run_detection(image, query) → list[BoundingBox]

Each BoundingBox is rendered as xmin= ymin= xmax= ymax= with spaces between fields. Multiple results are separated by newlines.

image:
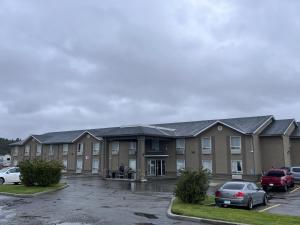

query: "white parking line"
xmin=259 ymin=204 xmax=281 ymax=212
xmin=289 ymin=186 xmax=300 ymax=194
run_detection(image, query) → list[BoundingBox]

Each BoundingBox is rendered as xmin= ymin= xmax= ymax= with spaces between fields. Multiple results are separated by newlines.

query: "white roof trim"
xmin=193 ymin=120 xmax=246 ymax=137
xmin=253 ymin=115 xmax=274 ymax=134
xmin=72 ymin=131 xmax=103 ymax=143
xmin=284 ymin=119 xmax=296 ymax=135
xmin=119 ymin=124 xmax=176 ymax=131
xmin=22 ymin=135 xmax=42 ymax=144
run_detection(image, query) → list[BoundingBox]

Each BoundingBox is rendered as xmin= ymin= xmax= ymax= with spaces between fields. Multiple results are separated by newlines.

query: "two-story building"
xmin=10 ymin=115 xmax=300 ymax=181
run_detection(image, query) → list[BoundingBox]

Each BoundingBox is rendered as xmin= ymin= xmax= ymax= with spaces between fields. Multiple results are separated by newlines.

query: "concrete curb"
xmin=167 ymin=197 xmax=249 ymax=225
xmin=0 ymin=183 xmax=69 ymax=198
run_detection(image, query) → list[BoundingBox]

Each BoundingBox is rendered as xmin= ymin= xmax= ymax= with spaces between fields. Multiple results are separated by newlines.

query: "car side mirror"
xmin=6 ymin=171 xmax=9 ymax=174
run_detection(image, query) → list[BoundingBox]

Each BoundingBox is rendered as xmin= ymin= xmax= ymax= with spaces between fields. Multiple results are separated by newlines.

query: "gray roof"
xmin=154 ymin=115 xmax=273 ymax=136
xmin=260 ymin=119 xmax=294 ymax=136
xmin=10 ymin=115 xmax=273 ymax=145
xmin=291 ymin=122 xmax=300 ymax=138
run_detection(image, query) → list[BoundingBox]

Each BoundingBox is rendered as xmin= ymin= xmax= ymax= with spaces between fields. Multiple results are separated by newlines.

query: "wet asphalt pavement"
xmin=0 ymin=177 xmax=208 ymax=225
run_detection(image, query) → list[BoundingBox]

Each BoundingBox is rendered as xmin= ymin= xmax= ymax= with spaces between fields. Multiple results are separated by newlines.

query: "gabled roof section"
xmin=72 ymin=131 xmax=103 ymax=142
xmin=260 ymin=119 xmax=295 ymax=136
xmin=154 ymin=115 xmax=273 ymax=137
xmin=290 ymin=122 xmax=300 ymax=138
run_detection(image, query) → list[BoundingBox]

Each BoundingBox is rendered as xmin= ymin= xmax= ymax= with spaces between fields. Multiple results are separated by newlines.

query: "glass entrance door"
xmin=147 ymin=159 xmax=165 ymax=176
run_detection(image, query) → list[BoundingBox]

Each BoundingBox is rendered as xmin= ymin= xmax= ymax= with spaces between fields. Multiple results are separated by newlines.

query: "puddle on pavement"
xmin=134 ymin=212 xmax=158 ymax=219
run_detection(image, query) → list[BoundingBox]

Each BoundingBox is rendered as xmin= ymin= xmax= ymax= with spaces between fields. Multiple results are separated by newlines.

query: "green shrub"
xmin=174 ymin=168 xmax=209 ymax=204
xmin=19 ymin=160 xmax=63 ymax=187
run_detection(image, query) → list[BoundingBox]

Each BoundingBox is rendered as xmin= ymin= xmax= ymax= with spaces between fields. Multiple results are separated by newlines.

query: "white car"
xmin=0 ymin=167 xmax=21 ymax=184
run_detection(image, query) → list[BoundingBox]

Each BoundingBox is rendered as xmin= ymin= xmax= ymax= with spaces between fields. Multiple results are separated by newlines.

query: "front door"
xmin=147 ymin=159 xmax=165 ymax=176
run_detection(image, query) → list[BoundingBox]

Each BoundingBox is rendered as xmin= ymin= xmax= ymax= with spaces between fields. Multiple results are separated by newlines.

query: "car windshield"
xmin=266 ymin=171 xmax=284 ymax=177
xmin=0 ymin=168 xmax=9 ymax=173
xmin=222 ymin=183 xmax=245 ymax=190
xmin=292 ymin=168 xmax=300 ymax=173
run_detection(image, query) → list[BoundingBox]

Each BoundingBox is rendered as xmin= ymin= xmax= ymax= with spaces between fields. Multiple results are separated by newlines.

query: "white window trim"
xmin=76 ymin=159 xmax=83 ymax=173
xmin=13 ymin=146 xmax=19 ymax=156
xmin=25 ymin=145 xmax=30 ymax=156
xmin=129 ymin=159 xmax=137 ymax=171
xmin=36 ymin=144 xmax=42 ymax=156
xmin=128 ymin=141 xmax=136 ymax=155
xmin=231 ymin=160 xmax=243 ymax=174
xmin=77 ymin=143 xmax=84 ymax=155
xmin=93 ymin=142 xmax=100 ymax=155
xmin=63 ymin=144 xmax=69 ymax=155
xmin=111 ymin=141 xmax=119 ymax=155
xmin=49 ymin=145 xmax=54 ymax=156
xmin=176 ymin=159 xmax=185 ymax=176
xmin=230 ymin=136 xmax=242 ymax=154
xmin=92 ymin=159 xmax=99 ymax=173
xmin=176 ymin=139 xmax=185 ymax=154
xmin=202 ymin=159 xmax=213 ymax=173
xmin=201 ymin=137 xmax=212 ymax=154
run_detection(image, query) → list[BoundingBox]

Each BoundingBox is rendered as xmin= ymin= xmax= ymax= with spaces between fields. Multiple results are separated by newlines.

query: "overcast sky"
xmin=1 ymin=0 xmax=300 ymax=139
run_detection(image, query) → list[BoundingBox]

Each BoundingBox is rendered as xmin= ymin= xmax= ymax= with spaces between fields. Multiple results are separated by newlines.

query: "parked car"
xmin=215 ymin=181 xmax=267 ymax=209
xmin=261 ymin=169 xmax=294 ymax=192
xmin=0 ymin=167 xmax=21 ymax=185
xmin=291 ymin=167 xmax=300 ymax=181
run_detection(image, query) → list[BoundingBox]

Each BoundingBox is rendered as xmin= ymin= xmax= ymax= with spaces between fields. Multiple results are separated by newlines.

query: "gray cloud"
xmin=0 ymin=0 xmax=300 ymax=138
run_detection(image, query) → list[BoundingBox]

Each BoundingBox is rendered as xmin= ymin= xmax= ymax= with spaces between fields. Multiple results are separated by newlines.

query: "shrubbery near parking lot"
xmin=174 ymin=168 xmax=209 ymax=204
xmin=19 ymin=160 xmax=63 ymax=187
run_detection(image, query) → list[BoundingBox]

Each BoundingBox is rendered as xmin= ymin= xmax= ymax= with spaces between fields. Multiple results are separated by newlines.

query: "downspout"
xmin=251 ymin=135 xmax=256 ymax=176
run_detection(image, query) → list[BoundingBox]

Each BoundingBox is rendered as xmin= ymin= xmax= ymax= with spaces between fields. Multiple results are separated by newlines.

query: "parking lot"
xmin=0 ymin=177 xmax=206 ymax=225
xmin=258 ymin=186 xmax=300 ymax=216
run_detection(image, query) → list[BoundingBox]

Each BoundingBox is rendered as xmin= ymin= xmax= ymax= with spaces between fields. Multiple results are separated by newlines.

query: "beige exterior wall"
xmin=290 ymin=139 xmax=300 ymax=166
xmin=260 ymin=137 xmax=285 ymax=171
xmin=185 ymin=138 xmax=200 ymax=171
xmin=198 ymin=124 xmax=251 ymax=175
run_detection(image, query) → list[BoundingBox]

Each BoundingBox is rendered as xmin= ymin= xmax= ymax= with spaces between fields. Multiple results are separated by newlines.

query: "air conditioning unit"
xmin=232 ymin=174 xmax=243 ymax=180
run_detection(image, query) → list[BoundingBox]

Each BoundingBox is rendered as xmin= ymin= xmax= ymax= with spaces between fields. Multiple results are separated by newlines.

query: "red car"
xmin=261 ymin=169 xmax=294 ymax=192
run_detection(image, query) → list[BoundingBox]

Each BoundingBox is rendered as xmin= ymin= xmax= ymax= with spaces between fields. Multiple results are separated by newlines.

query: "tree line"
xmin=0 ymin=138 xmax=21 ymax=155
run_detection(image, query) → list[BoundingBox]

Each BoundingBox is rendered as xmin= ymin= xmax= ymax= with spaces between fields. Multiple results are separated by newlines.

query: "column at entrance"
xmin=137 ymin=136 xmax=146 ymax=181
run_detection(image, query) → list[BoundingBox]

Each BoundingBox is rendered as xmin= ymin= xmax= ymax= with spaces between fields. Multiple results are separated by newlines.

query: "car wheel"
xmin=262 ymin=186 xmax=268 ymax=192
xmin=283 ymin=184 xmax=288 ymax=192
xmin=247 ymin=199 xmax=253 ymax=210
xmin=0 ymin=178 xmax=5 ymax=185
xmin=13 ymin=182 xmax=20 ymax=185
xmin=263 ymin=195 xmax=268 ymax=206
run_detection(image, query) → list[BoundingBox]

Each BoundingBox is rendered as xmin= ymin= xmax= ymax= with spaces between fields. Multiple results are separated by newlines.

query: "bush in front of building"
xmin=19 ymin=160 xmax=63 ymax=187
xmin=174 ymin=168 xmax=209 ymax=204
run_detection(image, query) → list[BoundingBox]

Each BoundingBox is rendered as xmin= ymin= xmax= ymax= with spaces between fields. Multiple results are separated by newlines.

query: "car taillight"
xmin=215 ymin=191 xmax=221 ymax=198
xmin=234 ymin=192 xmax=245 ymax=198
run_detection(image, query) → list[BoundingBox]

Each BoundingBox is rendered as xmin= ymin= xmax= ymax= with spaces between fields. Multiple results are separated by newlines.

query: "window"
xmin=76 ymin=159 xmax=83 ymax=173
xmin=25 ymin=145 xmax=30 ymax=156
xmin=230 ymin=136 xmax=241 ymax=154
xmin=129 ymin=159 xmax=136 ymax=171
xmin=151 ymin=139 xmax=159 ymax=152
xmin=77 ymin=143 xmax=84 ymax=155
xmin=62 ymin=159 xmax=67 ymax=172
xmin=202 ymin=160 xmax=212 ymax=173
xmin=13 ymin=146 xmax=19 ymax=156
xmin=13 ymin=160 xmax=18 ymax=166
xmin=128 ymin=141 xmax=136 ymax=155
xmin=176 ymin=159 xmax=185 ymax=175
xmin=231 ymin=160 xmax=243 ymax=174
xmin=49 ymin=145 xmax=54 ymax=156
xmin=92 ymin=142 xmax=100 ymax=155
xmin=176 ymin=139 xmax=185 ymax=154
xmin=63 ymin=144 xmax=69 ymax=155
xmin=202 ymin=137 xmax=212 ymax=154
xmin=111 ymin=141 xmax=119 ymax=155
xmin=223 ymin=183 xmax=244 ymax=190
xmin=36 ymin=144 xmax=42 ymax=156
xmin=92 ymin=159 xmax=99 ymax=173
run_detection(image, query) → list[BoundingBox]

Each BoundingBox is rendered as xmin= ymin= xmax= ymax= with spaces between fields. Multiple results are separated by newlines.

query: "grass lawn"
xmin=172 ymin=197 xmax=300 ymax=225
xmin=0 ymin=183 xmax=66 ymax=195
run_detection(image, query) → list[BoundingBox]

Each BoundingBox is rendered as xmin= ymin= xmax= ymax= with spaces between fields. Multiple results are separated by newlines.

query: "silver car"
xmin=291 ymin=167 xmax=300 ymax=181
xmin=215 ymin=181 xmax=267 ymax=209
